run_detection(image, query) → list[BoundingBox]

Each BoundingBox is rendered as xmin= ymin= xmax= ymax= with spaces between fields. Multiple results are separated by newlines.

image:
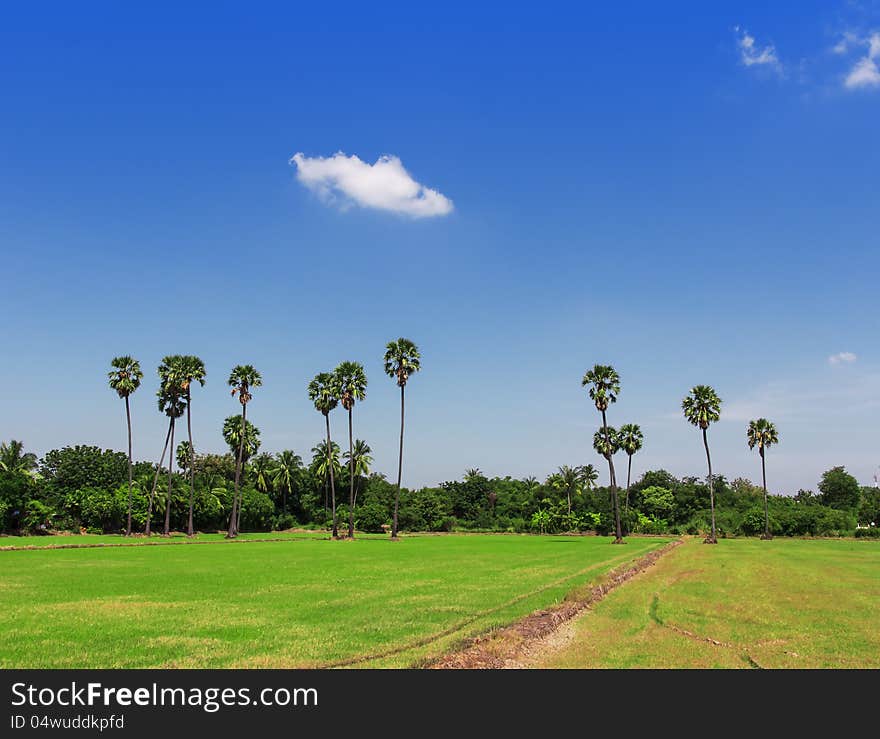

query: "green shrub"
xmin=855 ymin=527 xmax=880 ymax=538
xmin=354 ymin=502 xmax=387 ymax=533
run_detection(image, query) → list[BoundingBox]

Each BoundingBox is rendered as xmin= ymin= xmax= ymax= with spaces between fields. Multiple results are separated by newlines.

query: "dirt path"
xmin=429 ymin=538 xmax=683 ymax=669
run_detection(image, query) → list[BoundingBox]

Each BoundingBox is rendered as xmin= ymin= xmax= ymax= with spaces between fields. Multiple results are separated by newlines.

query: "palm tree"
xmin=107 ymin=356 xmax=143 ymax=536
xmin=0 ymin=440 xmax=38 ymax=476
xmin=309 ymin=372 xmax=340 ymax=538
xmin=556 ymin=465 xmax=581 ymax=515
xmin=250 ymin=453 xmax=275 ymax=495
xmin=582 ymin=365 xmax=624 ymax=543
xmin=335 ymin=361 xmax=368 ymax=538
xmin=747 ymin=418 xmax=779 ymax=540
xmin=579 ymin=463 xmax=599 ymax=492
xmin=344 ymin=439 xmax=373 ymax=527
xmin=592 ymin=427 xmax=620 ymax=484
xmin=618 ymin=423 xmax=644 ymax=513
xmin=145 ymin=416 xmax=172 ymax=536
xmin=272 ymin=450 xmax=302 ymax=515
xmin=310 ymin=439 xmax=341 ymax=512
xmin=222 ymin=415 xmax=261 ymax=460
xmin=227 ymin=365 xmax=262 ymax=538
xmin=167 ymin=355 xmax=206 ymax=537
xmin=682 ymin=385 xmax=722 ymax=544
xmin=157 ymin=381 xmax=187 ymax=536
xmin=384 ymin=338 xmax=421 ymax=539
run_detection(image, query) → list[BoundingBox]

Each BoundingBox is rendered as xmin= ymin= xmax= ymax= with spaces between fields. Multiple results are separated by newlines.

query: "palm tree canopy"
xmin=169 ymin=355 xmax=206 ymax=392
xmin=682 ymin=385 xmax=722 ymax=429
xmin=248 ymin=453 xmax=276 ymax=493
xmin=176 ymin=440 xmax=192 ymax=471
xmin=222 ymin=415 xmax=261 ymax=460
xmin=310 ymin=439 xmax=342 ymax=477
xmin=272 ymin=450 xmax=303 ymax=492
xmin=383 ymin=338 xmax=421 ymax=387
xmin=0 ymin=440 xmax=38 ymax=474
xmin=556 ymin=465 xmax=582 ymax=495
xmin=747 ymin=418 xmax=779 ymax=452
xmin=593 ymin=426 xmax=620 ymax=459
xmin=335 ymin=361 xmax=368 ymax=410
xmin=308 ymin=372 xmax=339 ymax=415
xmin=579 ymin=463 xmax=599 ymax=489
xmin=228 ymin=365 xmax=262 ymax=405
xmin=344 ymin=439 xmax=373 ymax=477
xmin=108 ymin=356 xmax=143 ymax=399
xmin=157 ymin=385 xmax=187 ymax=418
xmin=618 ymin=423 xmax=644 ymax=456
xmin=581 ymin=364 xmax=620 ymax=412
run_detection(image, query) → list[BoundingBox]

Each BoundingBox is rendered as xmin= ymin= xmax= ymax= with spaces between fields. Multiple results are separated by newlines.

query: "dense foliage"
xmin=0 ymin=440 xmax=874 ymax=538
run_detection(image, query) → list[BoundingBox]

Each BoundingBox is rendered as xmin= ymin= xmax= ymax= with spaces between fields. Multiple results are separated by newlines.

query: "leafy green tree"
xmin=344 ymin=439 xmax=373 ymax=529
xmin=335 ymin=361 xmax=367 ymax=538
xmin=308 ymin=372 xmax=340 ymax=538
xmin=582 ymin=364 xmax=624 ymax=543
xmin=747 ymin=418 xmax=779 ymax=540
xmin=384 ymin=338 xmax=421 ymax=539
xmin=618 ymin=423 xmax=643 ymax=513
xmin=818 ymin=466 xmax=861 ymax=512
xmin=682 ymin=385 xmax=722 ymax=544
xmin=107 ymin=356 xmax=143 ymax=535
xmin=552 ymin=465 xmax=582 ymax=515
xmin=640 ymin=485 xmax=674 ymax=520
xmin=227 ymin=365 xmax=262 ymax=538
xmin=272 ymin=450 xmax=302 ymax=515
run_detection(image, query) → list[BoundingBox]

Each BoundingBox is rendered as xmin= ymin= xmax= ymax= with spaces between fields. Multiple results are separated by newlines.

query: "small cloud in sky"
xmin=734 ymin=26 xmax=783 ymax=74
xmin=290 ymin=151 xmax=453 ymax=218
xmin=842 ymin=32 xmax=880 ymax=89
xmin=829 ymin=351 xmax=858 ymax=365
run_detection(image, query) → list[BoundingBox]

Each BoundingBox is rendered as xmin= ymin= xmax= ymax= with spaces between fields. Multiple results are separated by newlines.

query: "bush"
xmin=354 ymin=502 xmax=387 ymax=533
xmin=238 ymin=488 xmax=274 ymax=531
xmin=273 ymin=513 xmax=298 ymax=531
xmin=855 ymin=527 xmax=880 ymax=538
xmin=22 ymin=500 xmax=58 ymax=534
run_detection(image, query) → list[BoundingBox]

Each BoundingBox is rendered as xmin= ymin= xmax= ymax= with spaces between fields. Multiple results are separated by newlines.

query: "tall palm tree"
xmin=747 ymin=418 xmax=779 ymax=540
xmin=384 ymin=338 xmax=421 ymax=539
xmin=222 ymin=415 xmax=261 ymax=461
xmin=145 ymin=416 xmax=172 ymax=536
xmin=335 ymin=361 xmax=368 ymax=538
xmin=309 ymin=372 xmax=340 ymax=538
xmin=168 ymin=355 xmax=206 ymax=537
xmin=107 ymin=356 xmax=143 ymax=536
xmin=592 ymin=427 xmax=620 ymax=485
xmin=582 ymin=364 xmax=624 ymax=543
xmin=618 ymin=423 xmax=644 ymax=513
xmin=682 ymin=385 xmax=722 ymax=544
xmin=156 ymin=381 xmax=187 ymax=536
xmin=227 ymin=365 xmax=262 ymax=538
xmin=272 ymin=450 xmax=302 ymax=515
xmin=344 ymin=439 xmax=373 ymax=527
xmin=579 ymin=463 xmax=599 ymax=492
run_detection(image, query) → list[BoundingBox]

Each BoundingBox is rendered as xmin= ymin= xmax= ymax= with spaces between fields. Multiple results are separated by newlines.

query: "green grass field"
xmin=0 ymin=533 xmax=669 ymax=668
xmin=537 ymin=536 xmax=880 ymax=668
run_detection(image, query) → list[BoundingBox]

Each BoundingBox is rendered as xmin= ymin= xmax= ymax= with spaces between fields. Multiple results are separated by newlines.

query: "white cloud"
xmin=829 ymin=351 xmax=858 ymax=365
xmin=840 ymin=32 xmax=880 ymax=89
xmin=289 ymin=152 xmax=453 ymax=218
xmin=735 ymin=26 xmax=783 ymax=73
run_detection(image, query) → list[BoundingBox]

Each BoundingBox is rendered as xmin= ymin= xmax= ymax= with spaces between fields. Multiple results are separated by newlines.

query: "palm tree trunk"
xmin=567 ymin=490 xmax=572 ymax=515
xmin=326 ymin=414 xmax=338 ymax=538
xmin=602 ymin=409 xmax=623 ymax=543
xmin=164 ymin=419 xmax=175 ymax=536
xmin=625 ymin=453 xmax=632 ymax=514
xmin=227 ymin=404 xmax=246 ymax=538
xmin=761 ymin=449 xmax=771 ymax=540
xmin=125 ymin=395 xmax=133 ymax=536
xmin=703 ymin=427 xmax=717 ymax=544
xmin=348 ymin=407 xmax=355 ymax=539
xmin=146 ymin=419 xmax=172 ymax=536
xmin=186 ymin=390 xmax=195 ymax=537
xmin=392 ymin=384 xmax=405 ymax=539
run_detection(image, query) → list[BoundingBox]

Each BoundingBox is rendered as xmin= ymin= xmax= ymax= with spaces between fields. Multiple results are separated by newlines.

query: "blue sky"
xmin=2 ymin=1 xmax=878 ymax=493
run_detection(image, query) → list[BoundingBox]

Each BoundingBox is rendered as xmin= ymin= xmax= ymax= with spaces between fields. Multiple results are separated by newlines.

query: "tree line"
xmin=1 ymin=356 xmax=877 ymax=540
